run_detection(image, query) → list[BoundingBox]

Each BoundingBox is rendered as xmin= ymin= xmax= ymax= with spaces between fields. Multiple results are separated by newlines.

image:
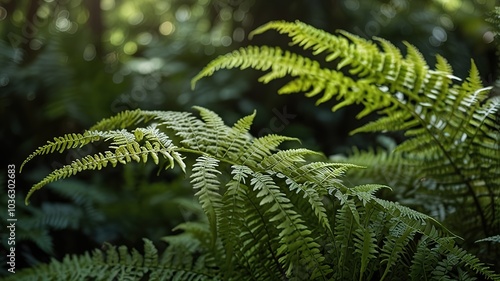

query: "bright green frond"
xmin=89 ymin=108 xmax=150 ymax=131
xmin=20 ymin=131 xmax=106 ymax=172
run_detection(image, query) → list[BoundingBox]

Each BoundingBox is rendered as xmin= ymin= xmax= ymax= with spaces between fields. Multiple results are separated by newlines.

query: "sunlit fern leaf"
xmin=297 ymin=162 xmax=359 ymax=192
xmin=193 ymin=44 xmax=392 ymax=118
xmin=259 ymin=148 xmax=318 ymax=172
xmin=20 ymin=130 xmax=106 ymax=172
xmin=241 ymin=134 xmax=299 ymax=166
xmin=191 ymin=106 xmax=228 ymax=157
xmin=223 ymin=110 xmax=255 ymax=161
xmin=89 ymin=109 xmax=150 ymax=131
xmin=145 ymin=110 xmax=207 ymax=151
xmin=23 ymin=127 xmax=185 ymax=205
xmin=350 ymin=184 xmax=391 ymax=206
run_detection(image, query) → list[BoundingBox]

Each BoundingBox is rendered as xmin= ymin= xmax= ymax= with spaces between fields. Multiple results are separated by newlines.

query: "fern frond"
xmin=193 ymin=44 xmax=391 ymax=118
xmin=353 ymin=225 xmax=379 ymax=280
xmin=250 ymin=171 xmax=331 ymax=279
xmin=20 ymin=131 xmax=105 ymax=172
xmin=24 ymin=127 xmax=185 ymax=205
xmin=89 ymin=108 xmax=150 ymax=131
xmin=476 ymin=235 xmax=500 ymax=244
xmin=21 ymin=102 xmax=499 ymax=279
xmin=191 ymin=20 xmax=500 ymax=264
xmin=190 ymin=156 xmax=223 ymax=247
xmin=286 ymin=179 xmax=332 ymax=233
xmin=6 ymin=238 xmax=221 ymax=281
xmin=241 ymin=134 xmax=300 ymax=167
xmin=219 ymin=167 xmax=250 ymax=278
xmin=409 ymin=238 xmax=439 ymax=280
xmin=333 ymin=200 xmax=358 ymax=279
xmin=379 ymin=221 xmax=417 ymax=281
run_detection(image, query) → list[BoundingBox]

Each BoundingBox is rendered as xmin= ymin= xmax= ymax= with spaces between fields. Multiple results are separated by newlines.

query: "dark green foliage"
xmin=3 ymin=238 xmax=220 ymax=281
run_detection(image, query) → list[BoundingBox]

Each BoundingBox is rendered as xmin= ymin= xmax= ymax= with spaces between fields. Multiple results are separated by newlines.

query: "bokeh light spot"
xmin=345 ymin=0 xmax=360 ymax=11
xmin=29 ymin=39 xmax=43 ymax=50
xmin=432 ymin=26 xmax=447 ymax=42
xmin=175 ymin=5 xmax=191 ymax=22
xmin=101 ymin=0 xmax=115 ymax=11
xmin=483 ymin=31 xmax=494 ymax=44
xmin=219 ymin=8 xmax=232 ymax=21
xmin=155 ymin=2 xmax=171 ymax=14
xmin=221 ymin=36 xmax=232 ymax=46
xmin=12 ymin=10 xmax=24 ymax=24
xmin=233 ymin=27 xmax=245 ymax=42
xmin=36 ymin=5 xmax=51 ymax=19
xmin=55 ymin=17 xmax=71 ymax=32
xmin=0 ymin=7 xmax=6 ymax=21
xmin=110 ymin=30 xmax=125 ymax=45
xmin=438 ymin=0 xmax=462 ymax=11
xmin=124 ymin=41 xmax=137 ymax=55
xmin=137 ymin=32 xmax=153 ymax=45
xmin=191 ymin=4 xmax=205 ymax=18
xmin=159 ymin=21 xmax=175 ymax=36
xmin=128 ymin=11 xmax=144 ymax=25
xmin=83 ymin=44 xmax=96 ymax=61
xmin=233 ymin=9 xmax=245 ymax=22
xmin=439 ymin=15 xmax=454 ymax=30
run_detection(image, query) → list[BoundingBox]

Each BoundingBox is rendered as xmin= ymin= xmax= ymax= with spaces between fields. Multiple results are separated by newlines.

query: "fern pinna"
xmin=192 ymin=20 xmax=500 ymax=268
xmin=19 ymin=105 xmax=498 ymax=280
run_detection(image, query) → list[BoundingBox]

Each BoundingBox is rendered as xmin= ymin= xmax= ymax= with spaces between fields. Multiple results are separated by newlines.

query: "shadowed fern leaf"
xmin=5 ymin=238 xmax=221 ymax=281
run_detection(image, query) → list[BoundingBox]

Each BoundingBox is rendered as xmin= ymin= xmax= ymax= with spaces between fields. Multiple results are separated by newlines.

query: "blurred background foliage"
xmin=0 ymin=0 xmax=497 ymax=275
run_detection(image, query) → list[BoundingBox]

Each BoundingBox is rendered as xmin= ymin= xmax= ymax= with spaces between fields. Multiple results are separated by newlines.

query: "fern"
xmin=192 ymin=20 xmax=500 ymax=265
xmin=190 ymin=155 xmax=223 ymax=247
xmin=4 ymin=238 xmax=221 ymax=281
xmin=19 ymin=106 xmax=500 ymax=280
xmin=17 ymin=18 xmax=500 ymax=280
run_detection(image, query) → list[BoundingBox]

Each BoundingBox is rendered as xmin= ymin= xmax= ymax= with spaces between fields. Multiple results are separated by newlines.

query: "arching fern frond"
xmin=23 ymin=126 xmax=185 ymax=205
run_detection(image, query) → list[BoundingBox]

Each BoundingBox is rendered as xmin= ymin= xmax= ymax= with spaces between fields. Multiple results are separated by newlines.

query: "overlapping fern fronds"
xmin=192 ymin=20 xmax=500 ymax=259
xmin=19 ymin=106 xmax=499 ymax=280
xmin=5 ymin=238 xmax=221 ymax=281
